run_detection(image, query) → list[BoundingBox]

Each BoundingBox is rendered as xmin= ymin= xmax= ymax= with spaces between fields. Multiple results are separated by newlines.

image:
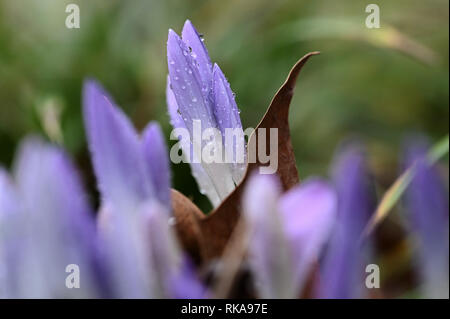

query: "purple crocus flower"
xmin=404 ymin=139 xmax=449 ymax=298
xmin=243 ymin=173 xmax=337 ymax=298
xmin=0 ymin=137 xmax=104 ymax=298
xmin=319 ymin=144 xmax=374 ymax=299
xmin=83 ymin=79 xmax=204 ymax=298
xmin=167 ymin=20 xmax=246 ymax=207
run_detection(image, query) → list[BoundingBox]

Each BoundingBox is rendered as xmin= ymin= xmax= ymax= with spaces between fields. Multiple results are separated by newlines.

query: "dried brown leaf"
xmin=171 ymin=189 xmax=204 ymax=263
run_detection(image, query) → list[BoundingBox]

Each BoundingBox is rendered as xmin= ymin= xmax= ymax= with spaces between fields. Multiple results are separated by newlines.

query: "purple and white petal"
xmin=12 ymin=137 xmax=102 ymax=298
xmin=212 ymin=63 xmax=246 ymax=184
xmin=319 ymin=144 xmax=374 ymax=299
xmin=142 ymin=122 xmax=172 ymax=211
xmin=83 ymin=79 xmax=152 ymax=212
xmin=404 ymin=139 xmax=449 ymax=298
xmin=167 ymin=29 xmax=215 ymax=132
xmin=243 ymin=173 xmax=295 ymax=298
xmin=98 ymin=203 xmax=154 ymax=298
xmin=167 ymin=76 xmax=186 ymax=131
xmin=278 ymin=178 xmax=337 ymax=293
xmin=167 ymin=79 xmax=221 ymax=206
xmin=168 ymin=27 xmax=239 ymax=205
xmin=181 ymin=20 xmax=213 ymax=94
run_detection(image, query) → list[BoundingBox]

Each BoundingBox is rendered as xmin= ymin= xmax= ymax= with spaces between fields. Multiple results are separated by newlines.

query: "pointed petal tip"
xmin=182 ymin=19 xmax=197 ymax=36
xmin=212 ymin=63 xmax=228 ymax=85
xmin=167 ymin=29 xmax=183 ymax=61
xmin=168 ymin=29 xmax=180 ymax=42
xmin=82 ymin=78 xmax=115 ymax=110
xmin=142 ymin=121 xmax=164 ymax=142
xmin=182 ymin=19 xmax=193 ymax=29
xmin=82 ymin=78 xmax=106 ymax=99
xmin=212 ymin=62 xmax=221 ymax=73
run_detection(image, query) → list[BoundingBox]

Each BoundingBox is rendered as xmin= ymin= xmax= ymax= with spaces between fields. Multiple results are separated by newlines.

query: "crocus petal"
xmin=142 ymin=122 xmax=171 ymax=211
xmin=167 ymin=76 xmax=186 ymax=130
xmin=141 ymin=201 xmax=181 ymax=297
xmin=167 ymin=29 xmax=215 ymax=132
xmin=83 ymin=79 xmax=152 ymax=212
xmin=11 ymin=137 xmax=102 ymax=298
xmin=404 ymin=139 xmax=449 ymax=298
xmin=212 ymin=63 xmax=246 ymax=184
xmin=167 ymin=28 xmax=237 ymax=205
xmin=98 ymin=203 xmax=154 ymax=298
xmin=167 ymin=79 xmax=221 ymax=206
xmin=181 ymin=20 xmax=213 ymax=94
xmin=319 ymin=144 xmax=374 ymax=299
xmin=278 ymin=179 xmax=337 ymax=293
xmin=243 ymin=173 xmax=295 ymax=298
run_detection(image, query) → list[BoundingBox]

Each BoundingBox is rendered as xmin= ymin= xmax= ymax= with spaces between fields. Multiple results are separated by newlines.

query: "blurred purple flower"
xmin=83 ymin=80 xmax=171 ymax=214
xmin=319 ymin=144 xmax=375 ymax=299
xmin=167 ymin=20 xmax=246 ymax=207
xmin=0 ymin=137 xmax=105 ymax=298
xmin=83 ymin=79 xmax=204 ymax=298
xmin=404 ymin=139 xmax=449 ymax=298
xmin=243 ymin=173 xmax=337 ymax=298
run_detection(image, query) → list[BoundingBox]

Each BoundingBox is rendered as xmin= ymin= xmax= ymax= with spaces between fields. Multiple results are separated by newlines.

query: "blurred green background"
xmin=0 ymin=0 xmax=448 ymax=214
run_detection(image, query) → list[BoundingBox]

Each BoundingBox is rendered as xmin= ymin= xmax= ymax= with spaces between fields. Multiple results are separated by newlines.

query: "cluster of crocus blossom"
xmin=167 ymin=20 xmax=246 ymax=207
xmin=0 ymin=81 xmax=206 ymax=298
xmin=0 ymin=20 xmax=448 ymax=299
